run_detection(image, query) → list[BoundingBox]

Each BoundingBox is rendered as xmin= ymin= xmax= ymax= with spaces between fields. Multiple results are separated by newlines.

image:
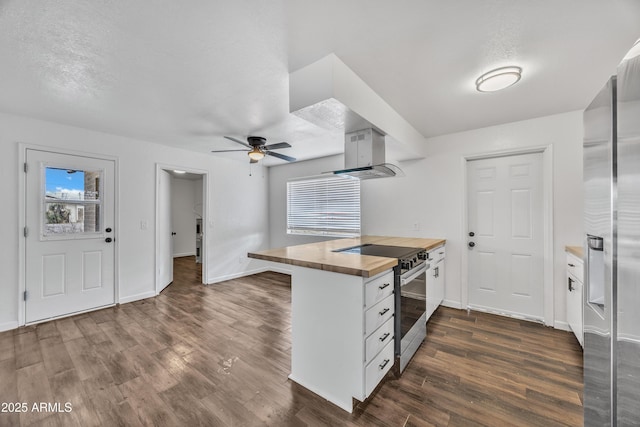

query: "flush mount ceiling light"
xmin=247 ymin=147 xmax=265 ymax=161
xmin=476 ymin=66 xmax=522 ymax=92
xmin=173 ymin=170 xmax=186 ymax=174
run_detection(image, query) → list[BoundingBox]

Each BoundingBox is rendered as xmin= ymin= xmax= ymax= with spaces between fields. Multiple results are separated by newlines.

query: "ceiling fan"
xmin=212 ymin=136 xmax=296 ymax=163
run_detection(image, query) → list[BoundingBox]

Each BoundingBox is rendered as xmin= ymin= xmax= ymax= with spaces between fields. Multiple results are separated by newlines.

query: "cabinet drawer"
xmin=427 ymin=245 xmax=445 ymax=262
xmin=365 ymin=294 xmax=394 ymax=336
xmin=364 ymin=339 xmax=394 ymax=398
xmin=365 ymin=317 xmax=394 ymax=362
xmin=567 ymin=253 xmax=584 ymax=283
xmin=364 ymin=271 xmax=394 ymax=308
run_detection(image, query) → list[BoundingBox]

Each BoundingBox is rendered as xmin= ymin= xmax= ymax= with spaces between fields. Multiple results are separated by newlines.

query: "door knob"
xmin=105 ymin=237 xmax=113 ymax=243
xmin=105 ymin=227 xmax=112 ymax=233
xmin=171 ymin=232 xmax=177 ymax=236
xmin=469 ymin=232 xmax=475 ymax=237
xmin=468 ymin=242 xmax=475 ymax=248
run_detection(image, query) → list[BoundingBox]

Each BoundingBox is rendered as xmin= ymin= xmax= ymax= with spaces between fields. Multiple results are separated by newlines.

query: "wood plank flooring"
xmin=0 ymin=257 xmax=583 ymax=426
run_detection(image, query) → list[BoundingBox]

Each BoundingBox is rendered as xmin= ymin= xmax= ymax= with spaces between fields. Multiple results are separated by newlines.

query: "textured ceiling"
xmin=0 ymin=0 xmax=639 ymax=165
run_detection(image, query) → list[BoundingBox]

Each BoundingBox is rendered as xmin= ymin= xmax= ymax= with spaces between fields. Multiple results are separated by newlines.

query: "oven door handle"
xmin=400 ymin=263 xmax=428 ymax=286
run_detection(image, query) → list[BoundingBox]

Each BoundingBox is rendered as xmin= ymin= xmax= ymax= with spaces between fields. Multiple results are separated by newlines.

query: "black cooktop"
xmin=334 ymin=244 xmax=420 ymax=259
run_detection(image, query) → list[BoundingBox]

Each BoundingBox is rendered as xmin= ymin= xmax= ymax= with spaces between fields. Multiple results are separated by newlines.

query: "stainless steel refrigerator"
xmin=583 ymin=52 xmax=640 ymax=426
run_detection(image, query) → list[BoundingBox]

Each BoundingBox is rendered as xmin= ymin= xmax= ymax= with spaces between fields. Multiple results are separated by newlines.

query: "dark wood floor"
xmin=0 ymin=257 xmax=583 ymax=426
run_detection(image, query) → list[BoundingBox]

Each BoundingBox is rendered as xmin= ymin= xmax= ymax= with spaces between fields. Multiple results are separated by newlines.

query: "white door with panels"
xmin=467 ymin=152 xmax=544 ymax=320
xmin=157 ymin=169 xmax=173 ymax=292
xmin=25 ymin=149 xmax=116 ymax=323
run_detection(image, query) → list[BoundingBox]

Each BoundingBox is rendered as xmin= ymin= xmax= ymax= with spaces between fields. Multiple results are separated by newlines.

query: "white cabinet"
xmin=289 ymin=266 xmax=395 ymax=413
xmin=566 ymin=252 xmax=584 ymax=347
xmin=426 ymin=245 xmax=446 ymax=321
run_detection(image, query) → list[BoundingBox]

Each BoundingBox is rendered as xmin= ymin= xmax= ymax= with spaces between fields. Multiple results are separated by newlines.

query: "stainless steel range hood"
xmin=329 ymin=128 xmax=403 ymax=180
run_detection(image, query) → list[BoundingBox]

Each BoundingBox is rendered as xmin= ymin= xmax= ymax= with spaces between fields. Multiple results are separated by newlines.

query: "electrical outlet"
xmin=413 ymin=222 xmax=421 ymax=231
xmin=140 ymin=220 xmax=148 ymax=230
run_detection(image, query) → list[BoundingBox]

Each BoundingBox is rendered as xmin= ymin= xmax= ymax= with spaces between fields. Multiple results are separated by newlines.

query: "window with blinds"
xmin=287 ymin=175 xmax=361 ymax=237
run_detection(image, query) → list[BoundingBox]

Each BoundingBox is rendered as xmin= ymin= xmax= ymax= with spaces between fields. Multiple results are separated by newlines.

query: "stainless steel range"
xmin=335 ymin=244 xmax=429 ymax=373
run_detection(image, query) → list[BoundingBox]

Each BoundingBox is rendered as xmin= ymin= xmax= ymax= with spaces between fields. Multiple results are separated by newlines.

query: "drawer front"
xmin=434 ymin=246 xmax=446 ymax=262
xmin=364 ymin=340 xmax=394 ymax=398
xmin=365 ymin=317 xmax=394 ymax=362
xmin=567 ymin=253 xmax=584 ymax=283
xmin=427 ymin=245 xmax=445 ymax=262
xmin=364 ymin=271 xmax=394 ymax=308
xmin=365 ymin=294 xmax=395 ymax=336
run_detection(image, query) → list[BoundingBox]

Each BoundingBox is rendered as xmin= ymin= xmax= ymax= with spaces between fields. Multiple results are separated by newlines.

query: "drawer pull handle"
xmin=568 ymin=263 xmax=575 ymax=267
xmin=378 ymin=283 xmax=390 ymax=290
xmin=379 ymin=332 xmax=390 ymax=342
xmin=379 ymin=359 xmax=390 ymax=370
xmin=379 ymin=308 xmax=390 ymax=316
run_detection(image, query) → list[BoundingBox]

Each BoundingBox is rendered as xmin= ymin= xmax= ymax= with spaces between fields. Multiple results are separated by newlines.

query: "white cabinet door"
xmin=567 ymin=276 xmax=583 ymax=347
xmin=566 ymin=254 xmax=584 ymax=347
xmin=435 ymin=260 xmax=445 ymax=309
xmin=426 ymin=247 xmax=445 ymax=322
xmin=426 ymin=265 xmax=438 ymax=321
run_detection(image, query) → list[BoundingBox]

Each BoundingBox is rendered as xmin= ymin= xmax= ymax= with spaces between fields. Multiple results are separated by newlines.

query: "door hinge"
xmin=23 ymin=291 xmax=27 ymax=301
xmin=23 ymin=227 xmax=28 ymax=237
xmin=23 ymin=163 xmax=28 ymax=173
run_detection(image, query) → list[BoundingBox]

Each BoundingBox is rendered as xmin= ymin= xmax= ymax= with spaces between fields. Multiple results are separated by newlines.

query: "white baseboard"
xmin=119 ymin=290 xmax=156 ymax=304
xmin=442 ymin=299 xmax=462 ymax=309
xmin=554 ymin=320 xmax=571 ymax=331
xmin=0 ymin=320 xmax=19 ymax=332
xmin=173 ymin=252 xmax=195 ymax=258
xmin=206 ymin=266 xmax=292 ymax=285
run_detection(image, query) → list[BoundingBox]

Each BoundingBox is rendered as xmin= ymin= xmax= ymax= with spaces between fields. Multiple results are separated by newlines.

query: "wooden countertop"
xmin=565 ymin=245 xmax=584 ymax=259
xmin=248 ymin=236 xmax=446 ymax=278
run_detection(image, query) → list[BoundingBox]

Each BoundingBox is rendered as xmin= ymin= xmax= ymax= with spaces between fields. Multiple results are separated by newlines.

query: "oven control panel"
xmin=399 ymin=250 xmax=428 ymax=273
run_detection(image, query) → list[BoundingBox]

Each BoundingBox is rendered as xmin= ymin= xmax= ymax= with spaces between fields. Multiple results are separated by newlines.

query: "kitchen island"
xmin=248 ymin=236 xmax=445 ymax=412
xmin=248 ymin=235 xmax=445 ymax=277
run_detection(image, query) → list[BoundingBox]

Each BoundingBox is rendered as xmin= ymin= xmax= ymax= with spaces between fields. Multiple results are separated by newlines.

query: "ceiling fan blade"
xmin=224 ymin=136 xmax=252 ymax=149
xmin=266 ymin=151 xmax=296 ymax=162
xmin=211 ymin=149 xmax=250 ymax=153
xmin=263 ymin=142 xmax=291 ymax=150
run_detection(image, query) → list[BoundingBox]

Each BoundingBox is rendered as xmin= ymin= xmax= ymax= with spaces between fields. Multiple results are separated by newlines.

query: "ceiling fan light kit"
xmin=248 ymin=147 xmax=265 ymax=161
xmin=475 ymin=66 xmax=522 ymax=92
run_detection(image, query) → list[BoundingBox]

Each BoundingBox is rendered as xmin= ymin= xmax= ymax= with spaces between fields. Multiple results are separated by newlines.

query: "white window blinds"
xmin=287 ymin=176 xmax=361 ymax=237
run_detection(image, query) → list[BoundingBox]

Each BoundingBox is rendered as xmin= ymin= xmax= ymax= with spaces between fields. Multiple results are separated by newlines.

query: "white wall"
xmin=0 ymin=112 xmax=270 ymax=330
xmin=269 ymin=110 xmax=584 ymax=326
xmin=170 ymin=177 xmax=200 ymax=257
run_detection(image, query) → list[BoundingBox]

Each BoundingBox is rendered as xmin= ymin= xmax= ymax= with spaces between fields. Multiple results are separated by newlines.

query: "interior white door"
xmin=467 ymin=152 xmax=544 ymax=320
xmin=157 ymin=169 xmax=173 ymax=292
xmin=25 ymin=149 xmax=115 ymax=323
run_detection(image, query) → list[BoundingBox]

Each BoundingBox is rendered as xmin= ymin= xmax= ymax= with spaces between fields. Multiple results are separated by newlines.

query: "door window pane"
xmin=44 ymin=167 xmax=102 ymax=235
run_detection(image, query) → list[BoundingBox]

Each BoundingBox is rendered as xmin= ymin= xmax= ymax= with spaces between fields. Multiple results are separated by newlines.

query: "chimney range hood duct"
xmin=328 ymin=128 xmax=403 ymax=180
xmin=290 ymin=55 xmax=426 ymax=178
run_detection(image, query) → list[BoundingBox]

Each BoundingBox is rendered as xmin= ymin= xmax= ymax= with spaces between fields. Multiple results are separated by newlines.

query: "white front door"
xmin=157 ymin=169 xmax=173 ymax=292
xmin=25 ymin=149 xmax=116 ymax=323
xmin=467 ymin=152 xmax=544 ymax=320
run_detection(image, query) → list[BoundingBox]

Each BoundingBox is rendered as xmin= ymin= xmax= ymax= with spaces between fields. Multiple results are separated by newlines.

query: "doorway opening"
xmin=155 ymin=165 xmax=208 ymax=294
